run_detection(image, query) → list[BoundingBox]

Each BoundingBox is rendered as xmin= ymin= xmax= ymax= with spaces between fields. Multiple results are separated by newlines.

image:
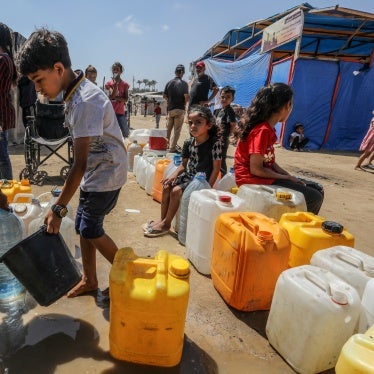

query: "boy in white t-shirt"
xmin=289 ymin=123 xmax=309 ymax=151
xmin=17 ymin=28 xmax=127 ymax=297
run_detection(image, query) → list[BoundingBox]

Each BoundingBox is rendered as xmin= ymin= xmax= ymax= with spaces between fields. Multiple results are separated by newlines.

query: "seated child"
xmin=143 ymin=105 xmax=222 ymax=237
xmin=289 ymin=123 xmax=309 ymax=151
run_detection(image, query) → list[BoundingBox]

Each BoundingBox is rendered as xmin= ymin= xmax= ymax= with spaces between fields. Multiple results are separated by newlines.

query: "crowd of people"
xmin=1 ymin=22 xmax=372 ymax=296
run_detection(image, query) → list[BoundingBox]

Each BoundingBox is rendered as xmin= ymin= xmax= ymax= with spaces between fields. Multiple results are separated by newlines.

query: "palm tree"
xmin=142 ymin=79 xmax=149 ymax=92
xmin=136 ymin=80 xmax=142 ymax=90
xmin=149 ymin=80 xmax=157 ymax=91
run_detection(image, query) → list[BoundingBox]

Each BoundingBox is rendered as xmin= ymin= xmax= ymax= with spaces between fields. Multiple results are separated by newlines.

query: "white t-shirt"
xmin=64 ymin=79 xmax=127 ymax=192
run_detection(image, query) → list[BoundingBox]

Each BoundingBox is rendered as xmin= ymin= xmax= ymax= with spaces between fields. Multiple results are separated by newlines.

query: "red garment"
xmin=234 ymin=122 xmax=277 ymax=186
xmin=359 ymin=120 xmax=374 ymax=153
xmin=0 ymin=53 xmax=15 ymax=130
xmin=104 ymin=79 xmax=129 ymax=115
xmin=154 ymin=106 xmax=161 ymax=115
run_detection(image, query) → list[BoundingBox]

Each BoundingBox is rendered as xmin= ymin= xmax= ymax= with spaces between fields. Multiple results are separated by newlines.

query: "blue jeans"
xmin=0 ymin=129 xmax=13 ymax=180
xmin=116 ymin=114 xmax=129 ymax=138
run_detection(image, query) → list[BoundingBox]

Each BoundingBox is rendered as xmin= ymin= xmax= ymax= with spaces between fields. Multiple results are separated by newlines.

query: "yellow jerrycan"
xmin=279 ymin=212 xmax=354 ymax=267
xmin=109 ymin=248 xmax=190 ymax=367
xmin=335 ymin=325 xmax=374 ymax=373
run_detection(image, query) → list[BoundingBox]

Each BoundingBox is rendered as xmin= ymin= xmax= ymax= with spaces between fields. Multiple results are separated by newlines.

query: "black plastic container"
xmin=0 ymin=226 xmax=81 ymax=306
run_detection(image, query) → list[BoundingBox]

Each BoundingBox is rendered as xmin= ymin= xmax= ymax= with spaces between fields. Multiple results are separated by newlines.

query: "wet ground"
xmin=2 ymin=113 xmax=371 ymax=373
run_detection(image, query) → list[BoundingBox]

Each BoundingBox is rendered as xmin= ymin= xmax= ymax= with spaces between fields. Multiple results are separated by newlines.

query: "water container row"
xmin=266 ymin=245 xmax=374 ymax=374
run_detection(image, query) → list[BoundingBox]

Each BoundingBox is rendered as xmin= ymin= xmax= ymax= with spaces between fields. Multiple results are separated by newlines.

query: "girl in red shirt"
xmin=234 ymin=83 xmax=323 ymax=214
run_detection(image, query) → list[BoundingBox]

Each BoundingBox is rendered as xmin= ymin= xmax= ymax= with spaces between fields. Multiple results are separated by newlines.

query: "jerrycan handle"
xmin=259 ymin=185 xmax=275 ymax=195
xmin=304 ymin=269 xmax=348 ymax=305
xmin=336 ymin=251 xmax=374 ymax=276
xmin=13 ymin=193 xmax=35 ymax=203
xmin=37 ymin=191 xmax=52 ymax=203
xmin=238 ymin=213 xmax=259 ymax=235
xmin=155 ymin=251 xmax=167 ymax=292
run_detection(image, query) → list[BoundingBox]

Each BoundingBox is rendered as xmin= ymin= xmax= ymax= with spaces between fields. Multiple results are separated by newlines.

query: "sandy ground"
xmin=2 ymin=113 xmax=373 ymax=373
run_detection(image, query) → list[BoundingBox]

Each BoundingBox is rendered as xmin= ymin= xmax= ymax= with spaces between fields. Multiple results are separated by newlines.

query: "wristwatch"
xmin=51 ymin=204 xmax=68 ymax=218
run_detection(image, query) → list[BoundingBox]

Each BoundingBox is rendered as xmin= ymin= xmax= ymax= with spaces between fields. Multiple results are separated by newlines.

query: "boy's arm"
xmin=45 ymin=137 xmax=89 ymax=234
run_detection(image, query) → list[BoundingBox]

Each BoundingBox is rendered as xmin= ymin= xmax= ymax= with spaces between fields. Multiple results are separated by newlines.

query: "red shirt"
xmin=234 ymin=122 xmax=277 ymax=186
xmin=0 ymin=53 xmax=15 ymax=130
xmin=105 ymin=79 xmax=129 ymax=115
xmin=154 ymin=106 xmax=161 ymax=115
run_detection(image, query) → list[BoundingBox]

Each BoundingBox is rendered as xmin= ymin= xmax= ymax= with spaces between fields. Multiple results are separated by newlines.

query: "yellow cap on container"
xmin=170 ymin=259 xmax=190 ymax=278
xmin=231 ymin=187 xmax=238 ymax=194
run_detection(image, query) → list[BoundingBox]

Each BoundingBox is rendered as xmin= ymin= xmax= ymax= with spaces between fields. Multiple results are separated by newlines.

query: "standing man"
xmin=163 ymin=64 xmax=189 ymax=153
xmin=105 ymin=62 xmax=130 ymax=138
xmin=189 ymin=60 xmax=219 ymax=107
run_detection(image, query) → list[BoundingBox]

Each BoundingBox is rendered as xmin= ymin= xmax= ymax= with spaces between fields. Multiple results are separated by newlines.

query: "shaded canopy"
xmin=199 ymin=3 xmax=374 ymax=63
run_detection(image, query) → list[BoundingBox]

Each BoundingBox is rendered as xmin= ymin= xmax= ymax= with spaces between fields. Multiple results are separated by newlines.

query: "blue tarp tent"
xmin=195 ymin=3 xmax=374 ymax=151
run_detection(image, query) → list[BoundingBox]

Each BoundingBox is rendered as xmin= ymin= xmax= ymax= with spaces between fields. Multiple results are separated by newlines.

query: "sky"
xmin=2 ymin=0 xmax=374 ymax=91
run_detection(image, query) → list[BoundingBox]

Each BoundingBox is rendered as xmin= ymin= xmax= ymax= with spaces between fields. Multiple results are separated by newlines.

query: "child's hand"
xmin=44 ymin=209 xmax=62 ymax=234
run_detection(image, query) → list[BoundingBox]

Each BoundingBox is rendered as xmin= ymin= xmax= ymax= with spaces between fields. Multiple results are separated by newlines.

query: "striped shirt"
xmin=0 ymin=53 xmax=15 ymax=130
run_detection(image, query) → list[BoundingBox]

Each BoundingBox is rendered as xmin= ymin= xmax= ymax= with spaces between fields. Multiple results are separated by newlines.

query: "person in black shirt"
xmin=189 ymin=61 xmax=218 ymax=107
xmin=163 ymin=64 xmax=189 ymax=153
xmin=215 ymin=86 xmax=237 ymax=175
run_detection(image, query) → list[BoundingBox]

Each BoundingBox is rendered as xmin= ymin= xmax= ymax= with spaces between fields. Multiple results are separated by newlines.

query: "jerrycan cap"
xmin=14 ymin=203 xmax=27 ymax=214
xmin=330 ymin=283 xmax=349 ymax=305
xmin=170 ymin=258 xmax=190 ymax=278
xmin=276 ymin=191 xmax=292 ymax=200
xmin=219 ymin=195 xmax=231 ymax=203
xmin=322 ymin=221 xmax=343 ymax=234
xmin=51 ymin=186 xmax=62 ymax=197
xmin=20 ymin=179 xmax=30 ymax=186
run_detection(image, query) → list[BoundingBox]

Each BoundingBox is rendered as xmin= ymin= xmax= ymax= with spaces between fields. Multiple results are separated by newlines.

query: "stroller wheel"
xmin=60 ymin=166 xmax=71 ymax=180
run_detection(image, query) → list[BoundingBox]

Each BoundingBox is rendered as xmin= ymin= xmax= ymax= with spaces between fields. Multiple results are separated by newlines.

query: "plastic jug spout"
xmin=257 ymin=230 xmax=273 ymax=242
xmin=330 ymin=283 xmax=349 ymax=305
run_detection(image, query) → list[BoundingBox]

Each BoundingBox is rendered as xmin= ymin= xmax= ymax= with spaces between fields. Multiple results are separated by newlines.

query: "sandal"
xmin=142 ymin=220 xmax=155 ymax=232
xmin=144 ymin=227 xmax=169 ymax=238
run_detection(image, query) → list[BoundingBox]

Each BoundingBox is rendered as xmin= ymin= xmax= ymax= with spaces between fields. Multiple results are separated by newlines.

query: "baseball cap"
xmin=175 ymin=64 xmax=185 ymax=73
xmin=196 ymin=61 xmax=205 ymax=68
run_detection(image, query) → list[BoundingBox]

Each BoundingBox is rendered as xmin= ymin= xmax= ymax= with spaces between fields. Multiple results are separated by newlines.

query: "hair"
xmin=294 ymin=122 xmax=304 ymax=131
xmin=188 ymin=105 xmax=221 ymax=138
xmin=17 ymin=28 xmax=71 ymax=76
xmin=0 ymin=23 xmax=17 ymax=83
xmin=85 ymin=65 xmax=97 ymax=75
xmin=234 ymin=83 xmax=293 ymax=141
xmin=221 ymin=86 xmax=235 ymax=98
xmin=112 ymin=62 xmax=123 ymax=72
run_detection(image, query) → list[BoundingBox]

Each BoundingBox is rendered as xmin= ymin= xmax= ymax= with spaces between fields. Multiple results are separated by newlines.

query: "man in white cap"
xmin=163 ymin=64 xmax=189 ymax=153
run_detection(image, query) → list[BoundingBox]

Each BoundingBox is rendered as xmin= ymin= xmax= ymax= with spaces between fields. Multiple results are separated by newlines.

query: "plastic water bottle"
xmin=164 ymin=155 xmax=182 ymax=179
xmin=127 ymin=140 xmax=143 ymax=172
xmin=36 ymin=187 xmax=74 ymax=220
xmin=0 ymin=208 xmax=25 ymax=301
xmin=178 ymin=172 xmax=211 ymax=245
xmin=216 ymin=166 xmax=236 ymax=192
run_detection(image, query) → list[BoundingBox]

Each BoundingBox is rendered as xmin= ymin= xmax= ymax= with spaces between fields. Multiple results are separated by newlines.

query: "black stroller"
xmin=19 ymin=101 xmax=74 ymax=185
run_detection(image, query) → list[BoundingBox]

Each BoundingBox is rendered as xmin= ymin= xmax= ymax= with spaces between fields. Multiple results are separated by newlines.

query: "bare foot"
xmin=354 ymin=166 xmax=366 ymax=171
xmin=67 ymin=279 xmax=98 ymax=298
